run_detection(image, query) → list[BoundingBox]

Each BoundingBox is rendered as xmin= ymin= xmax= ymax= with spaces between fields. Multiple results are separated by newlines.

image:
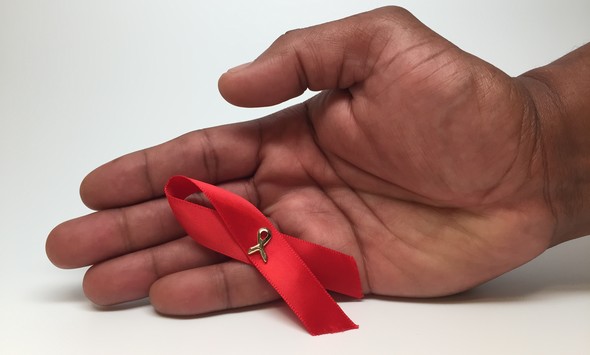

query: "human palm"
xmin=47 ymin=7 xmax=554 ymax=315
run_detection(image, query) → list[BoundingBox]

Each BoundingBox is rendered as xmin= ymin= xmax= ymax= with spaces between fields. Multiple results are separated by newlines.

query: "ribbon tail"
xmin=285 ymin=235 xmax=363 ymax=299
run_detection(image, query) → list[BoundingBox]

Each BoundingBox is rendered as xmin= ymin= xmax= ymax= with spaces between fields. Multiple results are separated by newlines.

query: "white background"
xmin=1 ymin=1 xmax=589 ymax=354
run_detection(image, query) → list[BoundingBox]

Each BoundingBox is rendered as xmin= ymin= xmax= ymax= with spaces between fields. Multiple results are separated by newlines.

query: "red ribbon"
xmin=164 ymin=175 xmax=362 ymax=335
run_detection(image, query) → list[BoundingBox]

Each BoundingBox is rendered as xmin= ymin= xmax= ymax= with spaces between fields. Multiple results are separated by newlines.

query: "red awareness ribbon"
xmin=164 ymin=175 xmax=363 ymax=335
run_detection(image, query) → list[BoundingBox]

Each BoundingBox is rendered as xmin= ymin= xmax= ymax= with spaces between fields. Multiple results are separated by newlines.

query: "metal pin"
xmin=247 ymin=227 xmax=272 ymax=263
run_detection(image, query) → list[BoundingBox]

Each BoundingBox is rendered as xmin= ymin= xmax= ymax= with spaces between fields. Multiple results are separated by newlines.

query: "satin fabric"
xmin=165 ymin=176 xmax=362 ymax=335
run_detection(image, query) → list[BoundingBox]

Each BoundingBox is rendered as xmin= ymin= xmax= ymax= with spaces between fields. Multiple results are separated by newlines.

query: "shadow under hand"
xmin=91 ymin=298 xmax=151 ymax=311
xmin=154 ymin=300 xmax=307 ymax=334
xmin=41 ymin=282 xmax=87 ymax=303
xmin=41 ymin=280 xmax=151 ymax=310
xmin=375 ymin=236 xmax=590 ymax=304
xmin=463 ymin=237 xmax=590 ymax=302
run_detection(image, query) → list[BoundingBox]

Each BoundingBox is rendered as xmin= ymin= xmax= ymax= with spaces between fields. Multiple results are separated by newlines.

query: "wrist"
xmin=517 ymin=43 xmax=590 ymax=245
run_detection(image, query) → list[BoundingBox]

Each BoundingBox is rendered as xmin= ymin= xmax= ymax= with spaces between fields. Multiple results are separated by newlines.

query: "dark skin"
xmin=46 ymin=7 xmax=590 ymax=316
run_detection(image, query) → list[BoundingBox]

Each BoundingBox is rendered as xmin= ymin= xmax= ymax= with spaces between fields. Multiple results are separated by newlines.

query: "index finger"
xmin=81 ymin=119 xmax=262 ymax=210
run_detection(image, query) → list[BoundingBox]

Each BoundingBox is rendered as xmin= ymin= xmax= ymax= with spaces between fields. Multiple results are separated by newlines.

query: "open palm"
xmin=47 ymin=7 xmax=554 ymax=315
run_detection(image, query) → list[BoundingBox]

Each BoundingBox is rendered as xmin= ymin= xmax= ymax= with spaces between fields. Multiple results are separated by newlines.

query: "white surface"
xmin=1 ymin=1 xmax=589 ymax=354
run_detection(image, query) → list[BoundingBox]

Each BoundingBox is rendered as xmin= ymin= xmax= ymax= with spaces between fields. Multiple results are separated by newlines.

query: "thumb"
xmin=218 ymin=6 xmax=433 ymax=107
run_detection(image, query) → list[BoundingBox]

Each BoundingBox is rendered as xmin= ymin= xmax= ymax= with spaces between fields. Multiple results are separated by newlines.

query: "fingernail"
xmin=227 ymin=62 xmax=252 ymax=73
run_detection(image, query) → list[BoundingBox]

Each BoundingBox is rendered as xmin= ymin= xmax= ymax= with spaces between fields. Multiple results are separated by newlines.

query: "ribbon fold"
xmin=165 ymin=175 xmax=362 ymax=335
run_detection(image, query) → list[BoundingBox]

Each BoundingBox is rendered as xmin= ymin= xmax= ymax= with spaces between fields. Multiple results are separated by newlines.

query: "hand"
xmin=47 ymin=7 xmax=561 ymax=315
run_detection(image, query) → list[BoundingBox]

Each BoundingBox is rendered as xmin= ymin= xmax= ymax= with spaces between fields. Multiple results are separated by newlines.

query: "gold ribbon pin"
xmin=248 ymin=227 xmax=272 ymax=263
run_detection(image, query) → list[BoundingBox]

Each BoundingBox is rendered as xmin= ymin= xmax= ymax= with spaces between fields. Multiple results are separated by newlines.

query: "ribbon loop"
xmin=165 ymin=175 xmax=362 ymax=335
